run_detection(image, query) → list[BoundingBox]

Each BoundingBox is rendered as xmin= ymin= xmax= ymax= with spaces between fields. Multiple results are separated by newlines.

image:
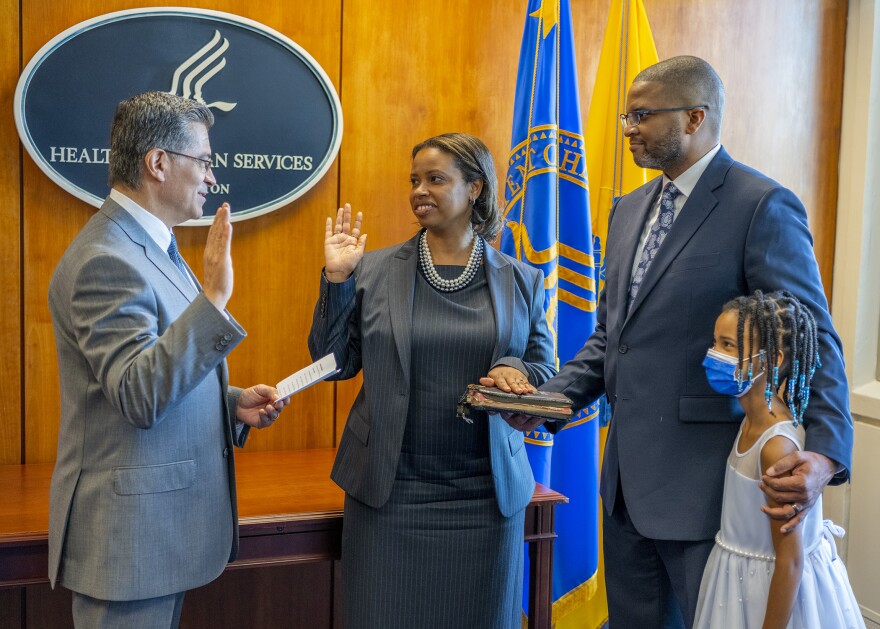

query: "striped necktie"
xmin=167 ymin=233 xmax=188 ymax=276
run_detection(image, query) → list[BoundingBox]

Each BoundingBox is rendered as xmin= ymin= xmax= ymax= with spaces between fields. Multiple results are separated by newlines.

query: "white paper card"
xmin=275 ymin=353 xmax=339 ymax=401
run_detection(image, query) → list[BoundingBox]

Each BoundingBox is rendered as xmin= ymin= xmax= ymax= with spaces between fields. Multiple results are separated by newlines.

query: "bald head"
xmin=634 ymin=56 xmax=725 ymax=141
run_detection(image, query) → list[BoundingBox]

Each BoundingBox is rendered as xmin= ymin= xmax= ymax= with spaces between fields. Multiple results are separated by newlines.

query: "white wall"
xmin=831 ymin=0 xmax=880 ymax=621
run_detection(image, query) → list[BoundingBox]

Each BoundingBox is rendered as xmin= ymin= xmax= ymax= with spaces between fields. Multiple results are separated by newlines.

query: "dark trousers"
xmin=603 ymin=488 xmax=715 ymax=629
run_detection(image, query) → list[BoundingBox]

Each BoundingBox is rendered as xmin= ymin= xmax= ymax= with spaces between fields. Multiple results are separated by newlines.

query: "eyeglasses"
xmin=619 ymin=105 xmax=708 ymax=128
xmin=162 ymin=149 xmax=213 ymax=173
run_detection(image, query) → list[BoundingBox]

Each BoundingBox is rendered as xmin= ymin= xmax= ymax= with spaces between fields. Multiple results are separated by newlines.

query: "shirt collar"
xmin=110 ymin=188 xmax=173 ymax=252
xmin=662 ymin=144 xmax=721 ymax=198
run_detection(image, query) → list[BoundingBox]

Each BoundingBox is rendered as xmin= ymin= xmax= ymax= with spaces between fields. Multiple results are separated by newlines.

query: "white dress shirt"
xmin=629 ymin=144 xmax=721 ymax=284
xmin=110 ymin=188 xmax=197 ymax=291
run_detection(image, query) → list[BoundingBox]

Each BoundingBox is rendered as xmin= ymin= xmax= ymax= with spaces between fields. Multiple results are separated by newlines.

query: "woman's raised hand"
xmin=324 ymin=203 xmax=367 ymax=282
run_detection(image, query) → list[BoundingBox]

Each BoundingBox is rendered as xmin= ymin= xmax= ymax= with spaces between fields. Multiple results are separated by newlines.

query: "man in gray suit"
xmin=509 ymin=56 xmax=852 ymax=627
xmin=48 ymin=91 xmax=287 ymax=628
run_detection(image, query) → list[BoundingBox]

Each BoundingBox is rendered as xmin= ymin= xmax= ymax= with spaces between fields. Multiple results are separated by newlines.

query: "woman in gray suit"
xmin=309 ymin=133 xmax=556 ymax=628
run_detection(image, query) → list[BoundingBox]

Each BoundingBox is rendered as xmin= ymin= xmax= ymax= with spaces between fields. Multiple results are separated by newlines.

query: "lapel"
xmin=105 ymin=198 xmax=229 ymax=436
xmin=386 ymin=235 xmax=514 ymax=381
xmin=387 ymin=234 xmax=419 ymax=385
xmin=101 ymin=198 xmax=199 ymax=302
xmin=616 ymin=178 xmax=662 ymax=322
xmin=177 ymin=258 xmax=203 ymax=294
xmin=625 ymin=148 xmax=733 ymax=320
xmin=484 ymin=245 xmax=513 ymax=364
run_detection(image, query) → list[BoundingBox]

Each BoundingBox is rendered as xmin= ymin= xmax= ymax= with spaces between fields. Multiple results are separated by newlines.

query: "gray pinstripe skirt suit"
xmin=309 ymin=233 xmax=555 ymax=628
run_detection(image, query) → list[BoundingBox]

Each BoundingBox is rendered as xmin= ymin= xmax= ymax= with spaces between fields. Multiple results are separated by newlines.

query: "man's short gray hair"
xmin=634 ymin=56 xmax=725 ymax=138
xmin=108 ymin=91 xmax=213 ymax=189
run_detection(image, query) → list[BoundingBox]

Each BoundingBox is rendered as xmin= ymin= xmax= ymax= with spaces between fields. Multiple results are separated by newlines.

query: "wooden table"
xmin=0 ymin=449 xmax=567 ymax=628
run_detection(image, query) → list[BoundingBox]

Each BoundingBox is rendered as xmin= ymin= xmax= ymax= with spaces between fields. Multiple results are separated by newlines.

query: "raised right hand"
xmin=203 ymin=202 xmax=233 ymax=310
xmin=324 ymin=203 xmax=367 ymax=282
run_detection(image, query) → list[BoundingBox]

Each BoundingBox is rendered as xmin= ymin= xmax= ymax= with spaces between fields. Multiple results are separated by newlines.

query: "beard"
xmin=633 ymin=122 xmax=686 ymax=172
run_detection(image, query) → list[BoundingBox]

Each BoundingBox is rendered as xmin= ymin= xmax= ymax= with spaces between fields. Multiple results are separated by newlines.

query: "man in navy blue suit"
xmin=509 ymin=56 xmax=853 ymax=628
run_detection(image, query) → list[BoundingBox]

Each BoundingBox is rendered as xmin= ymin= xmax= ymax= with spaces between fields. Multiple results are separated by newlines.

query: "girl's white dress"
xmin=693 ymin=421 xmax=864 ymax=628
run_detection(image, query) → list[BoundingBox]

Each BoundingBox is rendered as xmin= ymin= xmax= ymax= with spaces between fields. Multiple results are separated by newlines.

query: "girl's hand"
xmin=324 ymin=204 xmax=367 ymax=282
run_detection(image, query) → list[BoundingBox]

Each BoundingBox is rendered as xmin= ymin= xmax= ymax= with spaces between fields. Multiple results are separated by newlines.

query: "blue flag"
xmin=501 ymin=0 xmax=603 ymax=624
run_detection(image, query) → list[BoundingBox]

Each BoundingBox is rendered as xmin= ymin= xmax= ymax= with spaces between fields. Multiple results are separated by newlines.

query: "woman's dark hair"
xmin=411 ymin=133 xmax=502 ymax=241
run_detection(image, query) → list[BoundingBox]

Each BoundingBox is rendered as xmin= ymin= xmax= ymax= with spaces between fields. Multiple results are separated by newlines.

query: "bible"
xmin=456 ymin=384 xmax=573 ymax=424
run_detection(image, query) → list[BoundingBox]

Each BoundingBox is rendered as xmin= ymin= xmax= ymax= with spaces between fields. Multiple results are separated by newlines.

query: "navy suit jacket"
xmin=542 ymin=147 xmax=852 ymax=540
xmin=309 ymin=233 xmax=556 ymax=517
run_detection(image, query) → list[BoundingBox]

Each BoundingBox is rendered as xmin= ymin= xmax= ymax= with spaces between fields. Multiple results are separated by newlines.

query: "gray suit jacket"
xmin=309 ymin=234 xmax=556 ymax=517
xmin=542 ymin=147 xmax=852 ymax=541
xmin=48 ymin=198 xmax=249 ymax=601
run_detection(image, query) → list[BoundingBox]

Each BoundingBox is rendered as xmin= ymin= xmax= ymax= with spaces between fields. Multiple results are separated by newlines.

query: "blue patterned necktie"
xmin=628 ymin=182 xmax=681 ymax=308
xmin=167 ymin=233 xmax=188 ymax=276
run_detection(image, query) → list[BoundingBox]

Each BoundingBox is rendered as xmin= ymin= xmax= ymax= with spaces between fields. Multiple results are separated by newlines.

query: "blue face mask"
xmin=702 ymin=348 xmax=765 ymax=397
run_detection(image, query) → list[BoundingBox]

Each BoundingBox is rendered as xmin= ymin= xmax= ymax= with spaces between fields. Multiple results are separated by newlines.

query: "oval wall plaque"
xmin=14 ymin=8 xmax=343 ymax=225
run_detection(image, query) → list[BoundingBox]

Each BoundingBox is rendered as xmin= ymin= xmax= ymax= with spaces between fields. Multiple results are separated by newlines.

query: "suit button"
xmin=223 ymin=448 xmax=229 ymax=458
xmin=619 ymin=344 xmax=628 ymax=354
xmin=223 ymin=333 xmax=233 ymax=341
xmin=215 ymin=343 xmax=224 ymax=351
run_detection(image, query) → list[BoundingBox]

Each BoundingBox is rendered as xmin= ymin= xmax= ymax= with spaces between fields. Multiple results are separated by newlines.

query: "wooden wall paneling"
xmin=24 ymin=583 xmax=73 ymax=629
xmin=331 ymin=0 xmax=848 ymax=433
xmin=179 ymin=563 xmax=334 ymax=629
xmin=20 ymin=1 xmax=120 ymax=464
xmin=14 ymin=565 xmax=335 ymax=629
xmin=571 ymin=0 xmax=614 ymax=136
xmin=16 ymin=0 xmax=848 ymax=454
xmin=334 ymin=0 xmax=531 ymax=434
xmin=5 ymin=0 xmax=852 ymax=625
xmin=0 ymin=0 xmax=22 ymax=464
xmin=332 ymin=560 xmax=343 ymax=629
xmin=21 ymin=160 xmax=91 ymax=464
xmin=0 ymin=589 xmax=23 ymax=629
xmin=20 ymin=0 xmax=343 ymax=460
xmin=339 ymin=0 xmax=529 ymax=259
xmin=179 ymin=178 xmax=342 ymax=456
xmin=809 ymin=0 xmax=848 ymax=292
xmin=643 ymin=0 xmax=847 ymax=297
xmin=174 ymin=0 xmax=343 ymax=453
xmin=13 ymin=565 xmax=336 ymax=629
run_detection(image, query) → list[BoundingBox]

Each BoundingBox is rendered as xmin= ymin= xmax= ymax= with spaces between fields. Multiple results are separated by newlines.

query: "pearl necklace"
xmin=418 ymin=229 xmax=484 ymax=292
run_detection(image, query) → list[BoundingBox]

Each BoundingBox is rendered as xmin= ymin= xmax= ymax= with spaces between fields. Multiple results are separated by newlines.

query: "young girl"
xmin=693 ymin=290 xmax=864 ymax=629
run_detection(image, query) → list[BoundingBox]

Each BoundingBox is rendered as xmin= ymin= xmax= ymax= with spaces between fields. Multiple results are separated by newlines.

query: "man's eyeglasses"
xmin=163 ymin=149 xmax=213 ymax=173
xmin=619 ymin=105 xmax=708 ymax=128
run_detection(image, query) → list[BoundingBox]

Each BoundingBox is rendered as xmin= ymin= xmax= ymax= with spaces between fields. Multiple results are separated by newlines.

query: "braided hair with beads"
xmin=720 ymin=290 xmax=820 ymax=425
